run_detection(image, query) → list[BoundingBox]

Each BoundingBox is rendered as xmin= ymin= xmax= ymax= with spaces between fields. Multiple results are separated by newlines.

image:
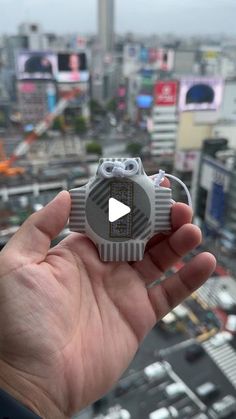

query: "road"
xmin=165 ymin=342 xmax=236 ymax=407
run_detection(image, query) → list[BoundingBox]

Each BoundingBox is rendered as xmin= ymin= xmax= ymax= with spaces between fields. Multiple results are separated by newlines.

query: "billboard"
xmin=71 ymin=36 xmax=87 ymax=50
xmin=200 ymin=156 xmax=230 ymax=230
xmin=17 ymin=81 xmax=57 ymax=124
xmin=117 ymin=86 xmax=126 ymax=98
xmin=179 ymin=77 xmax=224 ymax=112
xmin=140 ymin=47 xmax=149 ymax=63
xmin=57 ymin=53 xmax=89 ymax=83
xmin=154 ymin=81 xmax=178 ymax=106
xmin=57 ymin=83 xmax=88 ymax=107
xmin=118 ymin=102 xmax=126 ymax=111
xmin=136 ymin=95 xmax=153 ymax=109
xmin=156 ymin=49 xmax=174 ymax=71
xmin=17 ymin=51 xmax=57 ymax=80
xmin=207 ymin=182 xmax=225 ymax=227
xmin=123 ymin=44 xmax=140 ymax=61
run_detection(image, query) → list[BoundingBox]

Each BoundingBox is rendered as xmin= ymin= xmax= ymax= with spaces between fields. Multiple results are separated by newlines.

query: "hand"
xmin=0 ymin=191 xmax=216 ymax=418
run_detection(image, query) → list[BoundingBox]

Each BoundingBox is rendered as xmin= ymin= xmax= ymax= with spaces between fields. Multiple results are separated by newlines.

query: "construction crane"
xmin=0 ymin=87 xmax=82 ymax=177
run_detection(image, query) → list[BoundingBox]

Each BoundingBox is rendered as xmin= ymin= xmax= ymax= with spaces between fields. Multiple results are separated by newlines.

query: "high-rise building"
xmin=98 ymin=0 xmax=115 ymax=53
xmin=150 ymin=81 xmax=179 ymax=158
xmin=18 ymin=23 xmax=44 ymax=50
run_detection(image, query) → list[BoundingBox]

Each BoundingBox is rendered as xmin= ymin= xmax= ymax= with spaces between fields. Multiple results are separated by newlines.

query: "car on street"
xmin=98 ymin=406 xmax=131 ymax=419
xmin=196 ymin=382 xmax=219 ymax=402
xmin=185 ymin=343 xmax=205 ymax=362
xmin=114 ymin=377 xmax=135 ymax=397
xmin=164 ymin=382 xmax=187 ymax=400
xmin=211 ymin=394 xmax=236 ymax=418
xmin=209 ymin=331 xmax=233 ymax=347
xmin=225 ymin=315 xmax=236 ymax=333
xmin=217 ymin=291 xmax=236 ymax=312
xmin=144 ymin=362 xmax=170 ymax=381
xmin=149 ymin=406 xmax=178 ymax=419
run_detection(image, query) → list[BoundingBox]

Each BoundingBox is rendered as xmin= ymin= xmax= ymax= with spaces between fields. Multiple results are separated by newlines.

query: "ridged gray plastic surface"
xmin=69 ymin=158 xmax=172 ymax=262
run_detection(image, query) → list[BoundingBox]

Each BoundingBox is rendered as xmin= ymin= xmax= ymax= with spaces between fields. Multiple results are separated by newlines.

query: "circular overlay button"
xmin=86 ymin=178 xmax=151 ymax=242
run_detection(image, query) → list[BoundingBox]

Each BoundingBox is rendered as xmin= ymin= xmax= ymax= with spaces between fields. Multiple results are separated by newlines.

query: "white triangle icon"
xmin=109 ymin=198 xmax=131 ymax=223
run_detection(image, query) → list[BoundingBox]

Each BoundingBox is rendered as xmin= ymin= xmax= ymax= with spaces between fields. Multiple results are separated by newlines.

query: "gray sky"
xmin=0 ymin=0 xmax=236 ymax=35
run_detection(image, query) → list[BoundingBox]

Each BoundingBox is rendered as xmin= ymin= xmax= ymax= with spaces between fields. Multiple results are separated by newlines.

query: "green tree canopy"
xmin=74 ymin=116 xmax=87 ymax=135
xmin=126 ymin=142 xmax=143 ymax=156
xmin=86 ymin=141 xmax=102 ymax=156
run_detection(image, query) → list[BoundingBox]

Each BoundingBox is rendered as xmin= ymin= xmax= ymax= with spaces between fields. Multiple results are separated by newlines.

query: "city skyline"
xmin=0 ymin=0 xmax=236 ymax=36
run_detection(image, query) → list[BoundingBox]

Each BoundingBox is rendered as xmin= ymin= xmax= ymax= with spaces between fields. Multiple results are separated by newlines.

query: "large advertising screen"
xmin=17 ymin=51 xmax=57 ymax=80
xmin=138 ymin=48 xmax=174 ymax=70
xmin=57 ymin=53 xmax=89 ymax=83
xmin=136 ymin=95 xmax=153 ymax=109
xmin=154 ymin=81 xmax=178 ymax=106
xmin=156 ymin=49 xmax=175 ymax=72
xmin=140 ymin=47 xmax=149 ymax=63
xmin=179 ymin=77 xmax=224 ymax=112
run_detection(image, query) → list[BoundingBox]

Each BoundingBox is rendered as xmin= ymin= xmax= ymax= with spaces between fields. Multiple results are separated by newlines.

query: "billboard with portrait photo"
xmin=17 ymin=51 xmax=57 ymax=80
xmin=57 ymin=53 xmax=89 ymax=83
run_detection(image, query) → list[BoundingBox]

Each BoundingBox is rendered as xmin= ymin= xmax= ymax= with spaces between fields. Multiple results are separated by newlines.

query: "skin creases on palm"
xmin=0 ymin=191 xmax=216 ymax=416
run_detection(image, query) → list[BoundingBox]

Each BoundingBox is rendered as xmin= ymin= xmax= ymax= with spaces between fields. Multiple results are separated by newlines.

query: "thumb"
xmin=2 ymin=191 xmax=71 ymax=266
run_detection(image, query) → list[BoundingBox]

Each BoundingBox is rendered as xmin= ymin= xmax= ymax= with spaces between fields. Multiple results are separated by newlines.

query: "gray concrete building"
xmin=98 ymin=0 xmax=115 ymax=53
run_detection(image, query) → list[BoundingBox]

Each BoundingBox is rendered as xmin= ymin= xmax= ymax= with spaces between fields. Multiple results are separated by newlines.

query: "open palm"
xmin=0 ymin=191 xmax=215 ymax=419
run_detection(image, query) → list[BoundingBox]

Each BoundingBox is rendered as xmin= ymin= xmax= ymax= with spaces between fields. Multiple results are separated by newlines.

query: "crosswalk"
xmin=196 ymin=276 xmax=236 ymax=309
xmin=203 ymin=340 xmax=236 ymax=389
xmin=196 ymin=280 xmax=219 ymax=308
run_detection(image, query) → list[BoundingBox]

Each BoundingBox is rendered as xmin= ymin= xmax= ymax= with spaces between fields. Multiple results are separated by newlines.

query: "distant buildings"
xmin=150 ymin=81 xmax=178 ymax=160
xmin=98 ymin=0 xmax=115 ymax=54
xmin=1 ymin=23 xmax=91 ymax=126
xmin=90 ymin=0 xmax=119 ymax=104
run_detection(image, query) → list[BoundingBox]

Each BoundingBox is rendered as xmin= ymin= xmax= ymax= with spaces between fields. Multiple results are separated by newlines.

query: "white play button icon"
xmin=109 ymin=198 xmax=131 ymax=223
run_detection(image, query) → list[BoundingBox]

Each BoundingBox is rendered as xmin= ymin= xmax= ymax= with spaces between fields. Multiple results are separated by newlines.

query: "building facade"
xmin=98 ymin=0 xmax=115 ymax=53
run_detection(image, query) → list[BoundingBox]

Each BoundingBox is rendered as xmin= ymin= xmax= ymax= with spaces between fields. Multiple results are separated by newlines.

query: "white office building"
xmin=150 ymin=105 xmax=178 ymax=158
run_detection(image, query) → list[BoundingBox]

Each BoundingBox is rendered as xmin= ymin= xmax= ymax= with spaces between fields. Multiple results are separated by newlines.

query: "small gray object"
xmin=69 ymin=157 xmax=172 ymax=262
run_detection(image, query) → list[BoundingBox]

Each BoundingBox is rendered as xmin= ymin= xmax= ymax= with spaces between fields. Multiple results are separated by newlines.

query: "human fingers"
xmin=146 ymin=202 xmax=193 ymax=250
xmin=171 ymin=203 xmax=193 ymax=230
xmin=150 ymin=175 xmax=170 ymax=188
xmin=1 ymin=191 xmax=71 ymax=268
xmin=148 ymin=252 xmax=216 ymax=320
xmin=133 ymin=224 xmax=202 ymax=284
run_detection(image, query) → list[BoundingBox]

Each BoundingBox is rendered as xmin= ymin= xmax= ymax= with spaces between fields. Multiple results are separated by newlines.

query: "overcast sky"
xmin=0 ymin=0 xmax=236 ymax=36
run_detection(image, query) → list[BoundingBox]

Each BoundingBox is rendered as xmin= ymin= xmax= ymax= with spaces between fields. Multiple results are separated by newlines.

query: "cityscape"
xmin=1 ymin=0 xmax=236 ymax=418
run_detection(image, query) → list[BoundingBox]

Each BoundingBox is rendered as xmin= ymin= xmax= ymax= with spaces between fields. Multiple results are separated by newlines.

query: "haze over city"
xmin=2 ymin=0 xmax=236 ymax=418
xmin=1 ymin=0 xmax=236 ymax=35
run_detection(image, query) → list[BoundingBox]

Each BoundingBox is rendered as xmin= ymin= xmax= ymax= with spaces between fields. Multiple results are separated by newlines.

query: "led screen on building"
xmin=179 ymin=77 xmax=224 ymax=112
xmin=136 ymin=95 xmax=153 ymax=109
xmin=57 ymin=53 xmax=89 ymax=83
xmin=156 ymin=49 xmax=175 ymax=71
xmin=17 ymin=51 xmax=57 ymax=80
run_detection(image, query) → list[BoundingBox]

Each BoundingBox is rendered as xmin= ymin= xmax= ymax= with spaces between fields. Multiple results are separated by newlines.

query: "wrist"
xmin=0 ymin=359 xmax=67 ymax=419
